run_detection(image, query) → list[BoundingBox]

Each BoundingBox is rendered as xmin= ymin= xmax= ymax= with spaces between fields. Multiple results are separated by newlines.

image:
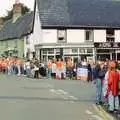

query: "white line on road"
xmin=85 ymin=110 xmax=93 ymax=115
xmin=57 ymin=89 xmax=68 ymax=95
xmin=69 ymin=96 xmax=78 ymax=100
xmin=92 ymin=115 xmax=104 ymax=120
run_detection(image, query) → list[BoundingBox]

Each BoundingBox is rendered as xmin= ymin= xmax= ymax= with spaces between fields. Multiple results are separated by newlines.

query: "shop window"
xmin=57 ymin=29 xmax=67 ymax=42
xmin=79 ymin=48 xmax=85 ymax=53
xmin=85 ymin=30 xmax=93 ymax=41
xmin=43 ymin=49 xmax=47 ymax=54
xmin=56 ymin=49 xmax=60 ymax=54
xmin=48 ymin=48 xmax=54 ymax=54
xmin=87 ymin=49 xmax=93 ymax=53
xmin=64 ymin=49 xmax=71 ymax=54
xmin=72 ymin=48 xmax=78 ymax=53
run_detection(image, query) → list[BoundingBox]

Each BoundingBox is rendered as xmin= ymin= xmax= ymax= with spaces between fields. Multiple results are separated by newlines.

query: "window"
xmin=26 ymin=36 xmax=30 ymax=44
xmin=72 ymin=48 xmax=78 ymax=53
xmin=57 ymin=29 xmax=67 ymax=42
xmin=43 ymin=49 xmax=47 ymax=54
xmin=79 ymin=48 xmax=85 ymax=53
xmin=85 ymin=30 xmax=93 ymax=41
xmin=87 ymin=49 xmax=93 ymax=53
xmin=106 ymin=29 xmax=114 ymax=36
xmin=48 ymin=48 xmax=54 ymax=54
xmin=106 ymin=29 xmax=115 ymax=42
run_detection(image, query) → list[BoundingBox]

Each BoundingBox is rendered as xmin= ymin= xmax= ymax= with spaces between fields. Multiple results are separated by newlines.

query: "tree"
xmin=3 ymin=4 xmax=30 ymax=21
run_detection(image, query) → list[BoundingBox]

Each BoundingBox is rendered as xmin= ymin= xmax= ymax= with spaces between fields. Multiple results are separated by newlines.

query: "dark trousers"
xmin=34 ymin=70 xmax=39 ymax=78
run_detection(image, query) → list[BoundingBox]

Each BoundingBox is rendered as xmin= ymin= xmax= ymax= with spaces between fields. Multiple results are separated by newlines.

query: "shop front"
xmin=94 ymin=42 xmax=120 ymax=61
xmin=35 ymin=43 xmax=94 ymax=62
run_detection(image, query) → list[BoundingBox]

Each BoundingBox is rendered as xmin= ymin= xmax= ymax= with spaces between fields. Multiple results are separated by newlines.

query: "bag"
xmin=119 ymin=81 xmax=120 ymax=90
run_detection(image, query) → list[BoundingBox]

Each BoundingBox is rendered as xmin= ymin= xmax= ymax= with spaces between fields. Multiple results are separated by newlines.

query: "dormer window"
xmin=57 ymin=29 xmax=67 ymax=42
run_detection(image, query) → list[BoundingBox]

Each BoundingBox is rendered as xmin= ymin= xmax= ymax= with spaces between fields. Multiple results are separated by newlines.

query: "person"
xmin=25 ymin=59 xmax=31 ymax=77
xmin=95 ymin=62 xmax=106 ymax=105
xmin=47 ymin=59 xmax=52 ymax=79
xmin=33 ymin=60 xmax=39 ymax=79
xmin=51 ymin=59 xmax=56 ymax=79
xmin=56 ymin=58 xmax=63 ymax=80
xmin=105 ymin=61 xmax=120 ymax=113
xmin=66 ymin=57 xmax=73 ymax=79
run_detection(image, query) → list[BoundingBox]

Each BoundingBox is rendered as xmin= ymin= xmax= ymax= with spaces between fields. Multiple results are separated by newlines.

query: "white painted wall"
xmin=67 ymin=30 xmax=85 ymax=43
xmin=42 ymin=29 xmax=57 ymax=43
xmin=24 ymin=1 xmax=42 ymax=58
xmin=94 ymin=30 xmax=106 ymax=42
xmin=115 ymin=30 xmax=120 ymax=42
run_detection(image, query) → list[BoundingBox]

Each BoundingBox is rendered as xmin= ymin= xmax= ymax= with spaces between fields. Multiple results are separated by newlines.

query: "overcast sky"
xmin=0 ymin=0 xmax=35 ymax=17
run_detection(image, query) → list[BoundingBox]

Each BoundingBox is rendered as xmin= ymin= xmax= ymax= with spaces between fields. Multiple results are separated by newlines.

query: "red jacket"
xmin=107 ymin=71 xmax=120 ymax=97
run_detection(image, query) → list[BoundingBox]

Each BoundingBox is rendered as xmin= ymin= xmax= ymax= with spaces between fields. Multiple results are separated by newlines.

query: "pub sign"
xmin=94 ymin=42 xmax=120 ymax=48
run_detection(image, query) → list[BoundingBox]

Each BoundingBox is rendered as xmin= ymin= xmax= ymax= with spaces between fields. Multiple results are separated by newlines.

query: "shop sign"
xmin=94 ymin=42 xmax=120 ymax=48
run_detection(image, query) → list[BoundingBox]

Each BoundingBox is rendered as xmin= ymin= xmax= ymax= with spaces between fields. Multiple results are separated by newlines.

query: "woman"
xmin=105 ymin=61 xmax=120 ymax=113
xmin=96 ymin=62 xmax=106 ymax=105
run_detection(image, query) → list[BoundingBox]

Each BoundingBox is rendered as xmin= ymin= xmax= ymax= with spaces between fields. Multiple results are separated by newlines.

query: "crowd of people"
xmin=94 ymin=60 xmax=120 ymax=114
xmin=0 ymin=56 xmax=120 ymax=113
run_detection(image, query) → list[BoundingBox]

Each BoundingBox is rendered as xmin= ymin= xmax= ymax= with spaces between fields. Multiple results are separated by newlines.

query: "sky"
xmin=0 ymin=0 xmax=35 ymax=17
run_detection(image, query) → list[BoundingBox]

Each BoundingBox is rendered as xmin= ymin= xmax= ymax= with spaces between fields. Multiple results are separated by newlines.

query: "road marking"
xmin=92 ymin=115 xmax=104 ymax=120
xmin=85 ymin=110 xmax=93 ymax=115
xmin=69 ymin=96 xmax=78 ymax=100
xmin=57 ymin=89 xmax=68 ymax=95
xmin=49 ymin=89 xmax=78 ymax=102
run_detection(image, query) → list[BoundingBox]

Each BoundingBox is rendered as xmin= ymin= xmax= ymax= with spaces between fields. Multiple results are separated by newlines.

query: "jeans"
xmin=108 ymin=92 xmax=119 ymax=111
xmin=96 ymin=78 xmax=102 ymax=104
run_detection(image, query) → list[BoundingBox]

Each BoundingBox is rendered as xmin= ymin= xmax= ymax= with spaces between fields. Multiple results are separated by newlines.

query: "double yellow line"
xmin=92 ymin=104 xmax=115 ymax=120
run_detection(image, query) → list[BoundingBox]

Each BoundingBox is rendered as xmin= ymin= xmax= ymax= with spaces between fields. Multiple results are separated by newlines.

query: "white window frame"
xmin=57 ymin=29 xmax=67 ymax=43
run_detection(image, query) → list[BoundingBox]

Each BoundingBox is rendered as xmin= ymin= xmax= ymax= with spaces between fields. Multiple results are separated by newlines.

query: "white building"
xmin=24 ymin=0 xmax=120 ymax=62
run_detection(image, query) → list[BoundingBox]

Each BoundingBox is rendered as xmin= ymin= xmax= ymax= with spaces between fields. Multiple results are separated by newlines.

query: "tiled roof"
xmin=37 ymin=0 xmax=120 ymax=28
xmin=0 ymin=12 xmax=34 ymax=41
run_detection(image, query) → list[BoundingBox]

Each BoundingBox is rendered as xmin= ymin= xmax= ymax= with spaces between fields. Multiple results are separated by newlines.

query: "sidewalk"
xmin=94 ymin=104 xmax=120 ymax=120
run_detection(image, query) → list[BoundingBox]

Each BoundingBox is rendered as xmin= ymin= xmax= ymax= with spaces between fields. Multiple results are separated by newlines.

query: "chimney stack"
xmin=13 ymin=0 xmax=22 ymax=23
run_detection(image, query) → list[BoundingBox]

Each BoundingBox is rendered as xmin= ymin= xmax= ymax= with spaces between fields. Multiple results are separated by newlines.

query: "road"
xmin=0 ymin=74 xmax=104 ymax=120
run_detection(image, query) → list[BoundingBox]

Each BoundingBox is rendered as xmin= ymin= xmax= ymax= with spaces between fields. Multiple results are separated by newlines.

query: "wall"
xmin=0 ymin=38 xmax=24 ymax=58
xmin=67 ymin=30 xmax=85 ymax=43
xmin=94 ymin=30 xmax=106 ymax=42
xmin=24 ymin=2 xmax=42 ymax=58
xmin=42 ymin=29 xmax=57 ymax=43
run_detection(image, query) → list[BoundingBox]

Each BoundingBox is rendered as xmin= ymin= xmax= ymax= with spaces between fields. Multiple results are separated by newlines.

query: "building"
xmin=0 ymin=2 xmax=34 ymax=58
xmin=25 ymin=0 xmax=120 ymax=62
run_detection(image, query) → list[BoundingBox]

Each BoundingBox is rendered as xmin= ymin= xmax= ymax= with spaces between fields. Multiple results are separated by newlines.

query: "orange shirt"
xmin=48 ymin=61 xmax=52 ymax=69
xmin=56 ymin=61 xmax=62 ymax=70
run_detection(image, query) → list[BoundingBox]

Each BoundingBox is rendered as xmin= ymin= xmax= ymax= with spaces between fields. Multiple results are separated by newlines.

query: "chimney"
xmin=0 ymin=17 xmax=4 ymax=30
xmin=13 ymin=0 xmax=22 ymax=23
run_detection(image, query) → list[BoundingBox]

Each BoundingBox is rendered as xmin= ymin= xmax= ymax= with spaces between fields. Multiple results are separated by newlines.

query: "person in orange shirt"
xmin=56 ymin=58 xmax=63 ymax=79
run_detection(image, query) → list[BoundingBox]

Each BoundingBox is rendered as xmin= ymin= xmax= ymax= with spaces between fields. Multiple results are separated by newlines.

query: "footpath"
xmin=95 ymin=104 xmax=120 ymax=120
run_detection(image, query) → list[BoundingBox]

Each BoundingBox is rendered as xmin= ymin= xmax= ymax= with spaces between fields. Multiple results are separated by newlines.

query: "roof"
xmin=0 ymin=12 xmax=34 ymax=41
xmin=37 ymin=0 xmax=120 ymax=28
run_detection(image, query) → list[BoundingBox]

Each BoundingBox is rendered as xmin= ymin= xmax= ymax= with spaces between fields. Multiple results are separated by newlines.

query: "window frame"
xmin=85 ymin=29 xmax=94 ymax=42
xmin=57 ymin=29 xmax=67 ymax=43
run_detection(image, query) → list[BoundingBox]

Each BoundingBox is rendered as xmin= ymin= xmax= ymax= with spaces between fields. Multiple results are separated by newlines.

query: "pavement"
xmin=0 ymin=74 xmax=117 ymax=120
